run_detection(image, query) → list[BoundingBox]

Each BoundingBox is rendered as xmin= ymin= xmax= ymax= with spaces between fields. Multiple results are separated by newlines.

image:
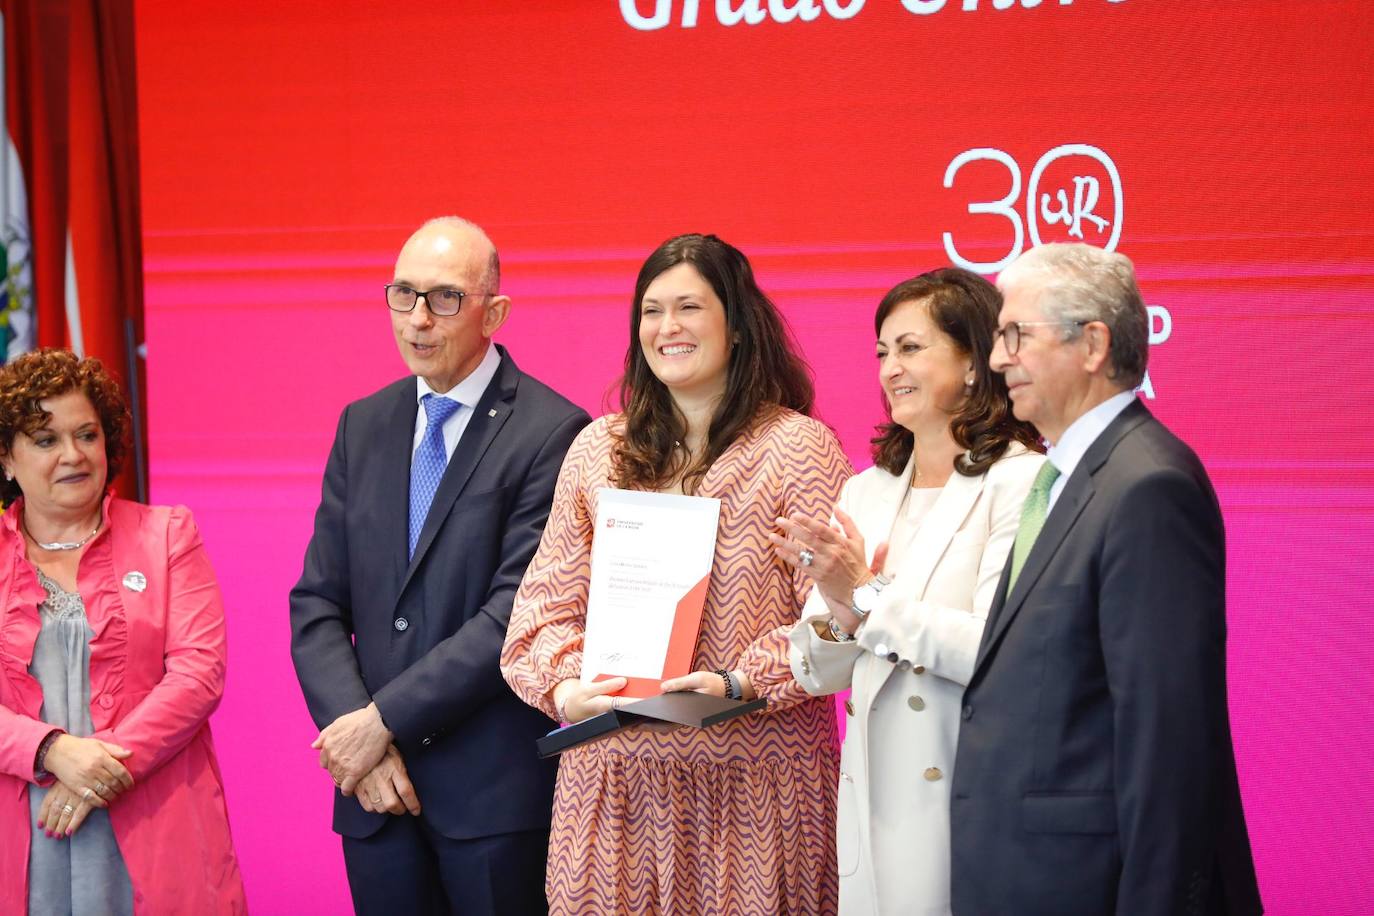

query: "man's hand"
xmin=355 ymin=745 xmax=422 ymax=816
xmin=313 ymin=702 xmax=392 ymax=795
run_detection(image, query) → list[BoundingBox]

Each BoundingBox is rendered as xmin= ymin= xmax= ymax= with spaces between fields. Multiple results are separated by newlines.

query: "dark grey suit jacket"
xmin=290 ymin=346 xmax=589 ymax=840
xmin=951 ymin=399 xmax=1262 ymax=916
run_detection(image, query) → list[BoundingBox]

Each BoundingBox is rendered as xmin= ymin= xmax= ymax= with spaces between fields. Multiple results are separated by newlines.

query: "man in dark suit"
xmin=290 ymin=217 xmax=589 ymax=915
xmin=951 ymin=243 xmax=1262 ymax=915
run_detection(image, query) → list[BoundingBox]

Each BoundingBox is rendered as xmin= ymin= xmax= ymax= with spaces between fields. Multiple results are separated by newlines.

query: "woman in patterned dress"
xmin=501 ymin=233 xmax=851 ymax=915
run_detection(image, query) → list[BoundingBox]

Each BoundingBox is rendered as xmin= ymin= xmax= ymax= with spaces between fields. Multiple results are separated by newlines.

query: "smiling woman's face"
xmin=876 ymin=298 xmax=972 ymax=437
xmin=1 ymin=390 xmax=108 ymax=518
xmin=638 ymin=262 xmax=732 ymax=403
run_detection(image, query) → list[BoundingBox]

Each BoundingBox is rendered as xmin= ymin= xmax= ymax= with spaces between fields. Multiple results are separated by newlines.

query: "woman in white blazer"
xmin=773 ymin=268 xmax=1046 ymax=916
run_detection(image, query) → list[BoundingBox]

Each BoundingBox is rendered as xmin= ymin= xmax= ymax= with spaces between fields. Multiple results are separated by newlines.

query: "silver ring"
xmin=798 ymin=548 xmax=815 ymax=567
xmin=61 ymin=804 xmax=75 ymax=816
xmin=81 ymin=788 xmax=94 ymax=801
xmin=95 ymin=781 xmax=107 ymax=794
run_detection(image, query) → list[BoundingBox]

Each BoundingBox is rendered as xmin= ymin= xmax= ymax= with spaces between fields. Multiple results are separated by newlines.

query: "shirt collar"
xmin=1045 ymin=390 xmax=1138 ymax=481
xmin=414 ymin=342 xmax=501 ymax=407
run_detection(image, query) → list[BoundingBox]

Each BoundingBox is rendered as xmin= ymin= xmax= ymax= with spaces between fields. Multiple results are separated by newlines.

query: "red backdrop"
xmin=135 ymin=1 xmax=1374 ymax=912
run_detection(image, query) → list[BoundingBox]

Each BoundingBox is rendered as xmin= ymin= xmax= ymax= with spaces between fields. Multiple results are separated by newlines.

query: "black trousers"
xmin=342 ymin=816 xmax=548 ymax=916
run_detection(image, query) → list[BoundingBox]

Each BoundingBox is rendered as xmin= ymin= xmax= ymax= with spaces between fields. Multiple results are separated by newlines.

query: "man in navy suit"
xmin=951 ymin=243 xmax=1261 ymax=915
xmin=290 ymin=217 xmax=589 ymax=915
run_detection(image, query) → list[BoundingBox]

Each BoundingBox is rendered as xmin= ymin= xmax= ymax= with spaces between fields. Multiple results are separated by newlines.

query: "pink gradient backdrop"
xmin=135 ymin=1 xmax=1374 ymax=912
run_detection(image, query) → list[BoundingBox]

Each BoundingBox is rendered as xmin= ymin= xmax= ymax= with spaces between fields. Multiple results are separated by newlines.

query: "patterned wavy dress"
xmin=502 ymin=409 xmax=852 ymax=915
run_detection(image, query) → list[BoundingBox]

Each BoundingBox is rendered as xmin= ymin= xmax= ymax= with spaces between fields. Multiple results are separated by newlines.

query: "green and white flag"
xmin=1 ymin=10 xmax=35 ymax=363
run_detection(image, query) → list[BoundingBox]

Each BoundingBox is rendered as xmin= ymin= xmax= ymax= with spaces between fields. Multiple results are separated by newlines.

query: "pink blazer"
xmin=0 ymin=494 xmax=246 ymax=914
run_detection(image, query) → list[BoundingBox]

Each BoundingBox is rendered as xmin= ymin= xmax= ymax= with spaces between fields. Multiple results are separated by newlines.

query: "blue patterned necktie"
xmin=1006 ymin=460 xmax=1062 ymax=592
xmin=408 ymin=394 xmax=462 ymax=559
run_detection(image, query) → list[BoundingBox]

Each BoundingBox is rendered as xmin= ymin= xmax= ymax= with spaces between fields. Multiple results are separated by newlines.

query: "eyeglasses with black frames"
xmin=384 ymin=285 xmax=491 ymax=317
xmin=994 ymin=320 xmax=1089 ymax=356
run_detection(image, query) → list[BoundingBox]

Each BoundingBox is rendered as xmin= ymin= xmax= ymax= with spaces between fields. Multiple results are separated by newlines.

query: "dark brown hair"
xmin=871 ymin=268 xmax=1042 ymax=476
xmin=0 ymin=348 xmax=130 ymax=502
xmin=613 ymin=234 xmax=814 ymax=494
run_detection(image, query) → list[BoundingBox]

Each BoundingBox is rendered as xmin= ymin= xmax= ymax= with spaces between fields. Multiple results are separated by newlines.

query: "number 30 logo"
xmin=942 ymin=144 xmax=1124 ymax=274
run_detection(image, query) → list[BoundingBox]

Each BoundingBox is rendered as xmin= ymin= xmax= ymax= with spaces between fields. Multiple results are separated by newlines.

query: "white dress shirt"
xmin=1044 ymin=390 xmax=1137 ymax=512
xmin=412 ymin=343 xmax=502 ymax=463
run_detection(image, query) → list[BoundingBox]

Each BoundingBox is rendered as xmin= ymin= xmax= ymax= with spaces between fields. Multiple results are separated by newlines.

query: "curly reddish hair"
xmin=0 ymin=348 xmax=131 ymax=502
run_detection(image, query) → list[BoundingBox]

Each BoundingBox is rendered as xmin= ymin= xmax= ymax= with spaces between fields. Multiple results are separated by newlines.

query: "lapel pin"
xmin=488 ymin=409 xmax=497 ymax=417
xmin=122 ymin=571 xmax=147 ymax=593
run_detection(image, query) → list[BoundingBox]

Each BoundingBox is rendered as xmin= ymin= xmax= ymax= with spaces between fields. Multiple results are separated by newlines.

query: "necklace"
xmin=24 ymin=520 xmax=101 ymax=552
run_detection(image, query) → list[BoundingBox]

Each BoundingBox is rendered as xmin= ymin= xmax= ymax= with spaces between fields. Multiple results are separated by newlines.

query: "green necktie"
xmin=1007 ymin=461 xmax=1062 ymax=592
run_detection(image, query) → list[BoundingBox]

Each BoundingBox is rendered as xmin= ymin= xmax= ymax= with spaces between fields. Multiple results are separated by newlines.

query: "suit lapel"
xmin=861 ymin=457 xmax=987 ymax=708
xmin=972 ymin=400 xmax=1153 ymax=677
xmin=902 ymin=468 xmax=986 ymax=599
xmin=382 ymin=382 xmax=419 ymax=591
xmin=853 ymin=460 xmax=912 ymax=712
xmin=399 ymin=350 xmax=518 ymax=597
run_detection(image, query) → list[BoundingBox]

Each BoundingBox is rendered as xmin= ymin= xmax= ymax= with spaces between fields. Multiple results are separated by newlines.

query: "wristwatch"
xmin=850 ymin=573 xmax=891 ymax=620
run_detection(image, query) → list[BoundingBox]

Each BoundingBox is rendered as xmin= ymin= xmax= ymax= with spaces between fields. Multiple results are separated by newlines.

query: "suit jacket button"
xmin=873 ymin=642 xmax=889 ymax=659
xmin=896 ymin=659 xmax=911 ymax=672
xmin=394 ymin=617 xmax=409 ymax=632
xmin=844 ymin=699 xmax=854 ymax=716
xmin=886 ymin=652 xmax=900 ymax=664
xmin=924 ymin=767 xmax=943 ymax=781
xmin=912 ymin=665 xmax=925 ymax=675
xmin=98 ymin=694 xmax=114 ymax=710
xmin=962 ymin=705 xmax=973 ymax=721
xmin=907 ymin=695 xmax=925 ymax=712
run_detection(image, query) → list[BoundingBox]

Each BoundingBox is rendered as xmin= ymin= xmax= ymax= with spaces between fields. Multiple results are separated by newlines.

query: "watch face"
xmin=852 ymin=584 xmax=879 ymax=614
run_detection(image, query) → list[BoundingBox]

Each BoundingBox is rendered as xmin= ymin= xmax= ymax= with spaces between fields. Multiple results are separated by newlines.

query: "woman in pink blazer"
xmin=0 ymin=349 xmax=246 ymax=915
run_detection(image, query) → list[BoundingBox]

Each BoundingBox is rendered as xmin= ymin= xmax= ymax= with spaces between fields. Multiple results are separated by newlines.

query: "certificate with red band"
xmin=581 ymin=487 xmax=721 ymax=699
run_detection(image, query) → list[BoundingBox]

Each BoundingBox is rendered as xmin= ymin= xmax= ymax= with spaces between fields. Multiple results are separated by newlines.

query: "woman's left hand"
xmin=661 ymin=670 xmax=756 ymax=701
xmin=37 ymin=782 xmax=97 ymax=839
xmin=771 ymin=507 xmax=885 ymax=609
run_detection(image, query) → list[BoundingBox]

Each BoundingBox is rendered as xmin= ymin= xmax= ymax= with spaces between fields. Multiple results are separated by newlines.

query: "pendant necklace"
xmin=25 ymin=520 xmax=101 ymax=552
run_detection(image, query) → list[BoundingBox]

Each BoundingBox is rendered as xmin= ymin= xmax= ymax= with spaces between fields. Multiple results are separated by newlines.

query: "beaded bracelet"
xmin=34 ymin=729 xmax=63 ymax=780
xmin=726 ymin=671 xmax=742 ymax=701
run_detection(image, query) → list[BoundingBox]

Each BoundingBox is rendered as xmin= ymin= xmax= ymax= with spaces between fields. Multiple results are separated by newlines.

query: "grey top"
xmin=26 ymin=569 xmax=133 ymax=916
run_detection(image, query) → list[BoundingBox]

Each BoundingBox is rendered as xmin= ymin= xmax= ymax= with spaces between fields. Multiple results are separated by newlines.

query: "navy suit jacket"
xmin=290 ymin=346 xmax=589 ymax=840
xmin=951 ymin=400 xmax=1262 ymax=915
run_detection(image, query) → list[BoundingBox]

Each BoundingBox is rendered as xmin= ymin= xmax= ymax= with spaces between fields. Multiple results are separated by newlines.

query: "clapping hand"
xmin=771 ymin=507 xmax=889 ymax=635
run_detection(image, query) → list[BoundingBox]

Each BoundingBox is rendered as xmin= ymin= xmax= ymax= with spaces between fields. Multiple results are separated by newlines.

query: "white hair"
xmin=997 ymin=243 xmax=1148 ymax=389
